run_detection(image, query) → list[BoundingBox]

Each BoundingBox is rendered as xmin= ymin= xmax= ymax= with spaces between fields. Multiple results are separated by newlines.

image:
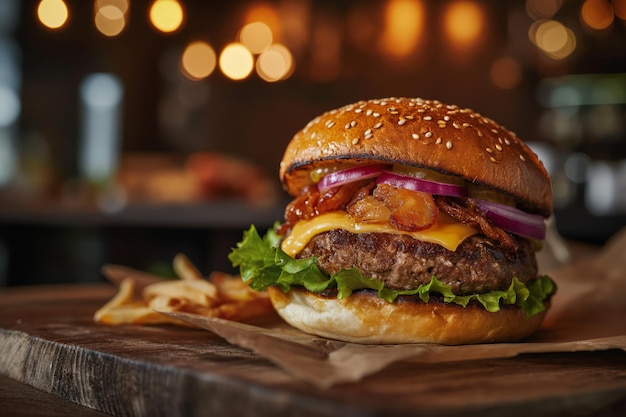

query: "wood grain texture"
xmin=1 ymin=284 xmax=626 ymax=417
xmin=0 ymin=373 xmax=112 ymax=417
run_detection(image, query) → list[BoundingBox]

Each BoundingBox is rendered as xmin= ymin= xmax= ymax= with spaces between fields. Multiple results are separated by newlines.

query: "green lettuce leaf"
xmin=228 ymin=224 xmax=557 ymax=318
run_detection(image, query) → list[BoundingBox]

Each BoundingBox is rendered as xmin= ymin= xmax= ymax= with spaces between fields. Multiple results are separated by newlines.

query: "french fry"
xmin=96 ymin=305 xmax=177 ymax=325
xmin=143 ymin=280 xmax=219 ymax=307
xmin=94 ymin=254 xmax=273 ymax=327
xmin=173 ymin=253 xmax=204 ymax=281
xmin=93 ymin=278 xmax=135 ymax=322
xmin=210 ymin=271 xmax=258 ymax=302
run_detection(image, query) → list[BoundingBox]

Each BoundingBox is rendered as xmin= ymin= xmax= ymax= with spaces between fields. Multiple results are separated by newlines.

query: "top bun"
xmin=280 ymin=97 xmax=552 ymax=217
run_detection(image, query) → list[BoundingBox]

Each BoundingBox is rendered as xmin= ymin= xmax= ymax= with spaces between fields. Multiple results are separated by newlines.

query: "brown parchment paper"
xmin=159 ymin=227 xmax=626 ymax=389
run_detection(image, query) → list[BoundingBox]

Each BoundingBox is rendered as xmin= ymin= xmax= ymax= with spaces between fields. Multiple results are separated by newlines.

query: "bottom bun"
xmin=268 ymin=286 xmax=549 ymax=345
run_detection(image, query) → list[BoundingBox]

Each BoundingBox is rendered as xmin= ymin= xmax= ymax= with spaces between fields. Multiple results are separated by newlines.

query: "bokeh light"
xmin=0 ymin=86 xmax=20 ymax=127
xmin=219 ymin=43 xmax=254 ymax=80
xmin=239 ymin=21 xmax=273 ymax=54
xmin=242 ymin=2 xmax=281 ymax=39
xmin=379 ymin=0 xmax=424 ymax=58
xmin=580 ymin=0 xmax=614 ymax=30
xmin=37 ymin=0 xmax=69 ymax=30
xmin=96 ymin=0 xmax=128 ymax=14
xmin=181 ymin=41 xmax=217 ymax=81
xmin=530 ymin=20 xmax=577 ymax=60
xmin=149 ymin=0 xmax=184 ymax=33
xmin=256 ymin=44 xmax=294 ymax=82
xmin=94 ymin=2 xmax=127 ymax=37
xmin=443 ymin=1 xmax=484 ymax=47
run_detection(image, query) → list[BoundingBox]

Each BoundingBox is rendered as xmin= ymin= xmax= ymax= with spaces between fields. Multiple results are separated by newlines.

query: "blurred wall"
xmin=1 ymin=0 xmax=626 ymax=284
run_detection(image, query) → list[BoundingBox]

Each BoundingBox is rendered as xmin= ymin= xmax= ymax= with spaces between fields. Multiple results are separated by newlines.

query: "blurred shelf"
xmin=0 ymin=199 xmax=286 ymax=229
xmin=554 ymin=207 xmax=626 ymax=245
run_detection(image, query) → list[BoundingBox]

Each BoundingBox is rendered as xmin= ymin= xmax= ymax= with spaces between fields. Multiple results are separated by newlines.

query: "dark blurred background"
xmin=0 ymin=0 xmax=625 ymax=286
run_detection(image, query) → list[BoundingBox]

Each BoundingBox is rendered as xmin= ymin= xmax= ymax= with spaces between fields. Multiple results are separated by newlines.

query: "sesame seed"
xmin=406 ymin=115 xmax=414 ymax=120
xmin=364 ymin=128 xmax=372 ymax=136
xmin=490 ymin=156 xmax=497 ymax=163
xmin=355 ymin=108 xmax=363 ymax=113
xmin=453 ymin=122 xmax=460 ymax=129
xmin=491 ymin=129 xmax=498 ymax=134
xmin=438 ymin=121 xmax=447 ymax=128
xmin=519 ymin=154 xmax=526 ymax=162
xmin=425 ymin=131 xmax=433 ymax=138
xmin=345 ymin=123 xmax=351 ymax=129
xmin=446 ymin=140 xmax=453 ymax=150
xmin=504 ymin=138 xmax=511 ymax=145
xmin=423 ymin=116 xmax=432 ymax=121
xmin=389 ymin=110 xmax=399 ymax=115
xmin=444 ymin=116 xmax=450 ymax=121
xmin=364 ymin=133 xmax=373 ymax=140
xmin=435 ymin=137 xmax=442 ymax=144
xmin=351 ymin=120 xmax=357 ymax=127
xmin=352 ymin=138 xmax=360 ymax=145
xmin=477 ymin=130 xmax=484 ymax=137
xmin=462 ymin=123 xmax=470 ymax=127
xmin=373 ymin=112 xmax=381 ymax=118
xmin=495 ymin=144 xmax=503 ymax=151
xmin=398 ymin=118 xmax=406 ymax=126
xmin=366 ymin=109 xmax=373 ymax=116
xmin=311 ymin=132 xmax=317 ymax=139
xmin=486 ymin=147 xmax=493 ymax=153
xmin=374 ymin=122 xmax=383 ymax=129
xmin=326 ymin=120 xmax=335 ymax=128
xmin=412 ymin=133 xmax=419 ymax=139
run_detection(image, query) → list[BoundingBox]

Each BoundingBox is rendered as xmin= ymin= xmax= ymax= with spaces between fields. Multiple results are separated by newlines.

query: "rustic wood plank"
xmin=0 ymin=374 xmax=112 ymax=417
xmin=1 ymin=284 xmax=626 ymax=417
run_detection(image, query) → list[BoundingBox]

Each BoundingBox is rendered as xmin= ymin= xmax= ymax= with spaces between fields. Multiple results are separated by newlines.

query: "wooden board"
xmin=1 ymin=284 xmax=626 ymax=417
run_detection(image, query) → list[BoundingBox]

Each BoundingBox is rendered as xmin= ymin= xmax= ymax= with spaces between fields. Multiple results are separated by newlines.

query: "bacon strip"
xmin=435 ymin=196 xmax=517 ymax=251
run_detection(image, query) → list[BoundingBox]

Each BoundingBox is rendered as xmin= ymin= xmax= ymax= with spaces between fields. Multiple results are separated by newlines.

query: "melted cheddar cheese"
xmin=281 ymin=211 xmax=477 ymax=257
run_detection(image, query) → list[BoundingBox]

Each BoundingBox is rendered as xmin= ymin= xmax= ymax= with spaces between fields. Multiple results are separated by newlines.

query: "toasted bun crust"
xmin=268 ymin=286 xmax=549 ymax=345
xmin=280 ymin=97 xmax=552 ymax=216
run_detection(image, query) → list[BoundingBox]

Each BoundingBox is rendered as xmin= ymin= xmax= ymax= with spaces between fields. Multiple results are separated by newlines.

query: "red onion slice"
xmin=317 ymin=164 xmax=390 ymax=192
xmin=475 ymin=199 xmax=547 ymax=240
xmin=376 ymin=171 xmax=468 ymax=197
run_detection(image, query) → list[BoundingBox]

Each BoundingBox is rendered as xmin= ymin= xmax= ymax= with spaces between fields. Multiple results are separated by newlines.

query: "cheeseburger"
xmin=229 ymin=97 xmax=556 ymax=345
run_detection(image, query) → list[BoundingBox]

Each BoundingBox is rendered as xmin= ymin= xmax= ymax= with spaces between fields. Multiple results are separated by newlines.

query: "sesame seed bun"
xmin=280 ymin=97 xmax=552 ymax=216
xmin=268 ymin=286 xmax=549 ymax=345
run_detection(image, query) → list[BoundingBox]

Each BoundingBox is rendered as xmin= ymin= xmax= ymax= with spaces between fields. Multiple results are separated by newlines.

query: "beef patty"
xmin=298 ymin=231 xmax=538 ymax=295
